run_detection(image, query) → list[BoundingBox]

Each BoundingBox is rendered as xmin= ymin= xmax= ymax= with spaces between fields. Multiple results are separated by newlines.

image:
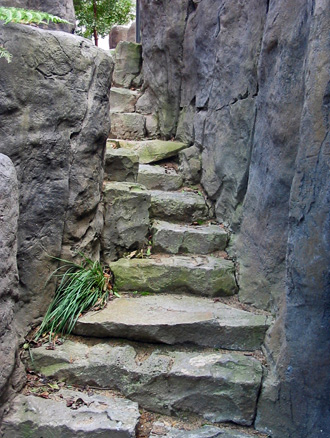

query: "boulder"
xmin=0 ymin=23 xmax=113 ymax=328
xmin=150 ymin=423 xmax=256 ymax=438
xmin=109 ymin=25 xmax=129 ymax=49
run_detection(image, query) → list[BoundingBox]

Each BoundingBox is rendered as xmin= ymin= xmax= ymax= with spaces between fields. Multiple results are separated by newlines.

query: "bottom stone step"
xmin=150 ymin=423 xmax=256 ymax=438
xmin=31 ymin=340 xmax=262 ymax=426
xmin=2 ymin=389 xmax=139 ymax=438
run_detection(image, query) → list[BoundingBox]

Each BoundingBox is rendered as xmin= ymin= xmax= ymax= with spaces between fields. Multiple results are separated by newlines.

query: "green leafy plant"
xmin=35 ymin=255 xmax=115 ymax=341
xmin=0 ymin=7 xmax=70 ymax=63
xmin=74 ymin=0 xmax=134 ymax=46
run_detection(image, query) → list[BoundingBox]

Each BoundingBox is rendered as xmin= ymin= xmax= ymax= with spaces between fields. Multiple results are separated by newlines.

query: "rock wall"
xmin=140 ymin=0 xmax=330 ymax=436
xmin=0 ymin=22 xmax=112 ymax=338
xmin=0 ymin=154 xmax=25 ymax=418
xmin=0 ymin=0 xmax=76 ymax=32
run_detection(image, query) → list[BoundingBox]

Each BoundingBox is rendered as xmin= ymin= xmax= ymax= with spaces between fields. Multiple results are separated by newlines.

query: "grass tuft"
xmin=35 ymin=254 xmax=113 ymax=341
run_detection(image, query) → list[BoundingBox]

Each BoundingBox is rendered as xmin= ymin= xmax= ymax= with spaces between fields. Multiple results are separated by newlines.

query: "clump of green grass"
xmin=35 ymin=255 xmax=115 ymax=341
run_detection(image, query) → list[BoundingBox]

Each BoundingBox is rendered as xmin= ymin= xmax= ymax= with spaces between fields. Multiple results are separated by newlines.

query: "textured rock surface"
xmin=110 ymin=87 xmax=140 ymax=113
xmin=0 ymin=155 xmax=23 ymax=415
xmin=74 ymin=294 xmax=271 ymax=350
xmin=178 ymin=145 xmax=202 ymax=185
xmin=137 ymin=165 xmax=183 ymax=191
xmin=140 ymin=0 xmax=189 ymax=138
xmin=31 ymin=341 xmax=262 ymax=426
xmin=110 ymin=112 xmax=146 ymax=140
xmin=139 ymin=1 xmax=330 ymax=436
xmin=1 ymin=0 xmax=76 ymax=32
xmin=0 ymin=24 xmax=113 ymax=328
xmin=152 ymin=221 xmax=228 ymax=254
xmin=110 ymin=256 xmax=238 ymax=297
xmin=104 ymin=147 xmax=139 ymax=182
xmin=150 ymin=423 xmax=255 ymax=438
xmin=2 ymin=390 xmax=139 ymax=437
xmin=149 ymin=190 xmax=211 ymax=222
xmin=113 ymin=41 xmax=142 ymax=88
xmin=115 ymin=140 xmax=187 ymax=164
xmin=101 ymin=182 xmax=150 ymax=262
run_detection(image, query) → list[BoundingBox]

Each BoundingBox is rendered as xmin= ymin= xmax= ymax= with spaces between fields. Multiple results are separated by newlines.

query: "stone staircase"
xmin=2 ymin=43 xmax=272 ymax=438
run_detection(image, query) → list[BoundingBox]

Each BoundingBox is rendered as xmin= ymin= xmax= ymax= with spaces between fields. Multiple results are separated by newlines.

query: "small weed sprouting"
xmin=35 ymin=254 xmax=114 ymax=342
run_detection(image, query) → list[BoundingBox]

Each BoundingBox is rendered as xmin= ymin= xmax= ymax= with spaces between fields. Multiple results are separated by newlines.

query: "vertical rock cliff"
xmin=139 ymin=0 xmax=330 ymax=436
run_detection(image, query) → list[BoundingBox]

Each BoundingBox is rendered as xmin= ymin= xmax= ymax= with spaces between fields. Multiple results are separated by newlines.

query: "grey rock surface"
xmin=149 ymin=190 xmax=211 ymax=222
xmin=101 ymin=182 xmax=150 ymax=262
xmin=104 ymin=147 xmax=139 ymax=182
xmin=2 ymin=389 xmax=139 ymax=437
xmin=150 ymin=423 xmax=255 ymax=438
xmin=114 ymin=139 xmax=187 ymax=164
xmin=113 ymin=41 xmax=142 ymax=88
xmin=138 ymin=165 xmax=183 ymax=191
xmin=74 ymin=294 xmax=271 ymax=350
xmin=152 ymin=221 xmax=228 ymax=254
xmin=110 ymin=87 xmax=140 ymax=113
xmin=0 ymin=154 xmax=23 ymax=414
xmin=1 ymin=0 xmax=76 ymax=32
xmin=0 ymin=23 xmax=113 ymax=328
xmin=110 ymin=255 xmax=238 ymax=297
xmin=178 ymin=145 xmax=202 ymax=185
xmin=140 ymin=0 xmax=189 ymax=137
xmin=32 ymin=341 xmax=262 ymax=426
xmin=110 ymin=112 xmax=147 ymax=140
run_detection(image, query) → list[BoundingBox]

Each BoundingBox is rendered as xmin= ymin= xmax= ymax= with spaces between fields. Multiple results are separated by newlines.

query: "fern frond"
xmin=0 ymin=46 xmax=12 ymax=63
xmin=0 ymin=7 xmax=70 ymax=25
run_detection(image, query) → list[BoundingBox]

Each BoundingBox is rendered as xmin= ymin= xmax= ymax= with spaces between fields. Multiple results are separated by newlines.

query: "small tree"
xmin=73 ymin=0 xmax=134 ymax=47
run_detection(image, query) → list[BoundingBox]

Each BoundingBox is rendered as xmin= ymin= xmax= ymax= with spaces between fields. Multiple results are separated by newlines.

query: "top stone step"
xmin=108 ymin=139 xmax=187 ymax=164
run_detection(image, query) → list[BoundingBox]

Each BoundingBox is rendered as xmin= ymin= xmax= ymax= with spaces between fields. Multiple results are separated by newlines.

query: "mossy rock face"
xmin=30 ymin=341 xmax=262 ymax=426
xmin=110 ymin=255 xmax=238 ymax=297
xmin=115 ymin=139 xmax=187 ymax=164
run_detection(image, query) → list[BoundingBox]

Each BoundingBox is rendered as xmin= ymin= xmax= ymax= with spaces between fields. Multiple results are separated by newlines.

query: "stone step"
xmin=152 ymin=220 xmax=229 ymax=254
xmin=104 ymin=147 xmax=139 ymax=182
xmin=137 ymin=164 xmax=183 ymax=191
xmin=109 ymin=255 xmax=238 ymax=297
xmin=31 ymin=340 xmax=262 ymax=426
xmin=110 ymin=113 xmax=146 ymax=140
xmin=102 ymin=182 xmax=150 ymax=263
xmin=110 ymin=87 xmax=140 ymax=113
xmin=2 ymin=389 xmax=139 ymax=438
xmin=149 ymin=190 xmax=212 ymax=222
xmin=73 ymin=294 xmax=271 ymax=351
xmin=150 ymin=423 xmax=256 ymax=438
xmin=109 ymin=139 xmax=187 ymax=164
